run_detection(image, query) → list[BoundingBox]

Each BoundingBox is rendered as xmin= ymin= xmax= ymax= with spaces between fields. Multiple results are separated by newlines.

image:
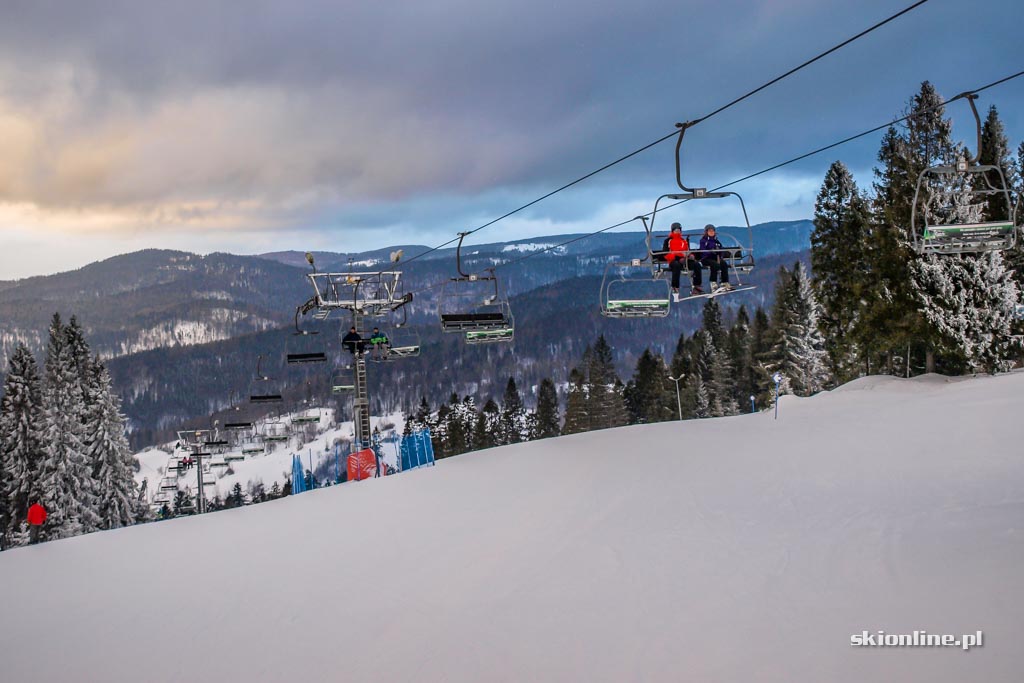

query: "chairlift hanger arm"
xmin=674 ymin=121 xmax=703 ymax=194
xmin=293 ymin=298 xmax=319 ymax=335
xmin=455 ymin=232 xmax=471 ymax=278
xmin=962 ymin=92 xmax=982 ymax=165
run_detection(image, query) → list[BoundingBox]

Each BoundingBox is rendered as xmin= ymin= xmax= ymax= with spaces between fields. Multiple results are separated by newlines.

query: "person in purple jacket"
xmin=696 ymin=224 xmax=733 ymax=292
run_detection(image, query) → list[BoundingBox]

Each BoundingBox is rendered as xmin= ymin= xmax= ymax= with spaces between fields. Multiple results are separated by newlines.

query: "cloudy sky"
xmin=1 ymin=0 xmax=1022 ymax=278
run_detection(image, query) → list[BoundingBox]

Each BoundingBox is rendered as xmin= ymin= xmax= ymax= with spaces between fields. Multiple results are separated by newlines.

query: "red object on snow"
xmin=347 ymin=448 xmax=379 ymax=481
xmin=27 ymin=503 xmax=47 ymax=526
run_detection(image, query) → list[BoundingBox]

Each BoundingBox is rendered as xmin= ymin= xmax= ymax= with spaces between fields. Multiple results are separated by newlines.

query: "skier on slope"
xmin=695 ymin=224 xmax=733 ymax=293
xmin=660 ymin=223 xmax=701 ymax=298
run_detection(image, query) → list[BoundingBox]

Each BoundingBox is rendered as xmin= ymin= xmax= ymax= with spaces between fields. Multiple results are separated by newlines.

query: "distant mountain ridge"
xmin=0 ymin=221 xmax=813 ymax=446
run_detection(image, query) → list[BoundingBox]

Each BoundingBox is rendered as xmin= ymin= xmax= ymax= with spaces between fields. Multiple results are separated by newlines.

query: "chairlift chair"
xmin=241 ymin=439 xmax=265 ymax=456
xmin=330 ymin=368 xmax=355 ymax=393
xmin=911 ymin=93 xmax=1018 ymax=255
xmin=365 ymin=306 xmax=422 ymax=360
xmin=286 ymin=304 xmax=329 ymax=364
xmin=262 ymin=418 xmax=291 ymax=444
xmin=249 ymin=355 xmax=284 ymax=404
xmin=439 ymin=233 xmax=514 ymax=342
xmin=642 ymin=121 xmax=758 ymax=304
xmin=599 ymin=256 xmax=671 ymax=318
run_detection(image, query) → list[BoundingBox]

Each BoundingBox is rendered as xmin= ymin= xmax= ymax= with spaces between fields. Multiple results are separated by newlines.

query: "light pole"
xmin=668 ymin=375 xmax=685 ymax=421
xmin=772 ymin=372 xmax=783 ymax=420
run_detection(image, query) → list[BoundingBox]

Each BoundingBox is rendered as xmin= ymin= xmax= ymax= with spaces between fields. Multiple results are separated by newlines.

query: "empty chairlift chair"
xmin=911 ymin=93 xmax=1018 ymax=255
xmin=249 ymin=355 xmax=285 ymax=404
xmin=439 ymin=233 xmax=515 ymax=344
xmin=286 ymin=305 xmax=329 ymax=364
xmin=599 ymin=256 xmax=671 ymax=318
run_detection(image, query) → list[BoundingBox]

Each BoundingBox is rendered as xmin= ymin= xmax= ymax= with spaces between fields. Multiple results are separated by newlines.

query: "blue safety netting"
xmin=400 ymin=428 xmax=435 ymax=472
xmin=291 ymin=454 xmax=307 ymax=494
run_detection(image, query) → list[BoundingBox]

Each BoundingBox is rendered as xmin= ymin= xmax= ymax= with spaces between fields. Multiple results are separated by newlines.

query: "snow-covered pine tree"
xmin=532 ymin=378 xmax=560 ymax=439
xmin=868 ymin=82 xmax=957 ymax=373
xmin=473 ymin=398 xmax=502 ymax=449
xmin=0 ymin=343 xmax=45 ymax=546
xmin=790 ymin=263 xmax=831 ymax=394
xmin=761 ymin=267 xmax=796 ymax=396
xmin=229 ymin=482 xmax=246 ymax=508
xmin=701 ymin=299 xmax=726 ymax=351
xmin=172 ymin=489 xmax=193 ymax=516
xmin=811 ymin=160 xmax=873 ymax=380
xmin=499 ymin=378 xmax=528 ymax=444
xmin=85 ymin=358 xmax=138 ymax=530
xmin=977 ymin=105 xmax=1015 ymax=223
xmin=727 ymin=306 xmax=755 ymax=411
xmin=689 ymin=375 xmax=710 ymax=419
xmin=586 ymin=336 xmax=628 ymax=430
xmin=561 ymin=367 xmax=589 ymax=435
xmin=709 ymin=343 xmax=739 ymax=417
xmin=433 ymin=401 xmax=453 ymax=457
xmin=454 ymin=396 xmax=478 ymax=452
xmin=914 ymin=251 xmax=1020 ymax=373
xmin=38 ymin=313 xmax=100 ymax=540
xmin=624 ymin=349 xmax=671 ymax=424
xmin=748 ymin=307 xmax=773 ymax=406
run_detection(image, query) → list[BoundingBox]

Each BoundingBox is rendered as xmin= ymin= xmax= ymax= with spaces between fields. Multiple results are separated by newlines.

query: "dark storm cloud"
xmin=0 ymin=0 xmax=1021 ymax=248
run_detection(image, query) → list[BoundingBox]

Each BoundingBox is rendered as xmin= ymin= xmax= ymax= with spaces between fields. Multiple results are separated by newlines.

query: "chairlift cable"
xmin=395 ymin=0 xmax=932 ymax=271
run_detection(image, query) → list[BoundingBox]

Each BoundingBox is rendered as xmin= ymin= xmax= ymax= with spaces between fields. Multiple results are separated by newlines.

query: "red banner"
xmin=347 ymin=448 xmax=379 ymax=481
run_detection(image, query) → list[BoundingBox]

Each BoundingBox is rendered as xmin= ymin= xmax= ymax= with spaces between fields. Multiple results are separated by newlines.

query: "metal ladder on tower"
xmin=351 ymin=311 xmax=371 ymax=447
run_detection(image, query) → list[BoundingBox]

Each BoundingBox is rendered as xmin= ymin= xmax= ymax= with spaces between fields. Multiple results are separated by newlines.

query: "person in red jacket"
xmin=660 ymin=223 xmax=702 ymax=297
xmin=27 ymin=503 xmax=46 ymax=545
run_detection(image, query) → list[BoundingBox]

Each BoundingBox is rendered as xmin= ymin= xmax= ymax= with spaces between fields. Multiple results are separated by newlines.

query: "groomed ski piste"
xmin=2 ymin=372 xmax=1023 ymax=682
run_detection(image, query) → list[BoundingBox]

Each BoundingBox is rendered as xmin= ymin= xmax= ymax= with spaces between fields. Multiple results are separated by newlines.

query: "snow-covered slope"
xmin=134 ymin=410 xmax=405 ymax=506
xmin=3 ymin=373 xmax=1023 ymax=682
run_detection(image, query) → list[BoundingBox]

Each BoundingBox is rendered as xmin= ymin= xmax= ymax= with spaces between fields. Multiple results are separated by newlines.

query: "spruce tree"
xmin=702 ymin=299 xmax=726 ymax=350
xmin=790 ymin=263 xmax=831 ymax=393
xmin=561 ymin=367 xmax=589 ymax=435
xmin=532 ymin=378 xmax=560 ymax=439
xmin=748 ymin=307 xmax=773 ymax=406
xmin=811 ymin=161 xmax=873 ymax=380
xmin=38 ymin=314 xmax=100 ymax=540
xmin=230 ymin=482 xmax=245 ymax=508
xmin=454 ymin=396 xmax=477 ymax=452
xmin=499 ymin=378 xmax=527 ymax=444
xmin=0 ymin=344 xmax=45 ymax=545
xmin=442 ymin=393 xmax=469 ymax=455
xmin=474 ymin=398 xmax=501 ymax=449
xmin=624 ymin=349 xmax=671 ymax=424
xmin=586 ymin=337 xmax=627 ymax=430
xmin=727 ymin=307 xmax=755 ymax=411
xmin=689 ymin=375 xmax=711 ymax=419
xmin=977 ymin=105 xmax=1015 ymax=223
xmin=86 ymin=359 xmax=138 ymax=530
xmin=914 ymin=251 xmax=1020 ymax=372
xmin=709 ymin=343 xmax=739 ymax=417
xmin=172 ymin=489 xmax=193 ymax=516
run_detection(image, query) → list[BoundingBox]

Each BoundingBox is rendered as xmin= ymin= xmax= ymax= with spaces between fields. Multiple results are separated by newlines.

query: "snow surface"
xmin=3 ymin=372 xmax=1024 ymax=682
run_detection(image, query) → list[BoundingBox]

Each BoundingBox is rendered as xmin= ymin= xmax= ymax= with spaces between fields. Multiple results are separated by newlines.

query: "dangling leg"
xmin=669 ymin=259 xmax=682 ymax=290
xmin=688 ymin=258 xmax=703 ymax=293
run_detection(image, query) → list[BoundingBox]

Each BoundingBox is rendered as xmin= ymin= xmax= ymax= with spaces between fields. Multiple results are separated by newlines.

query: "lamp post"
xmin=668 ymin=375 xmax=685 ymax=421
xmin=772 ymin=372 xmax=783 ymax=420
